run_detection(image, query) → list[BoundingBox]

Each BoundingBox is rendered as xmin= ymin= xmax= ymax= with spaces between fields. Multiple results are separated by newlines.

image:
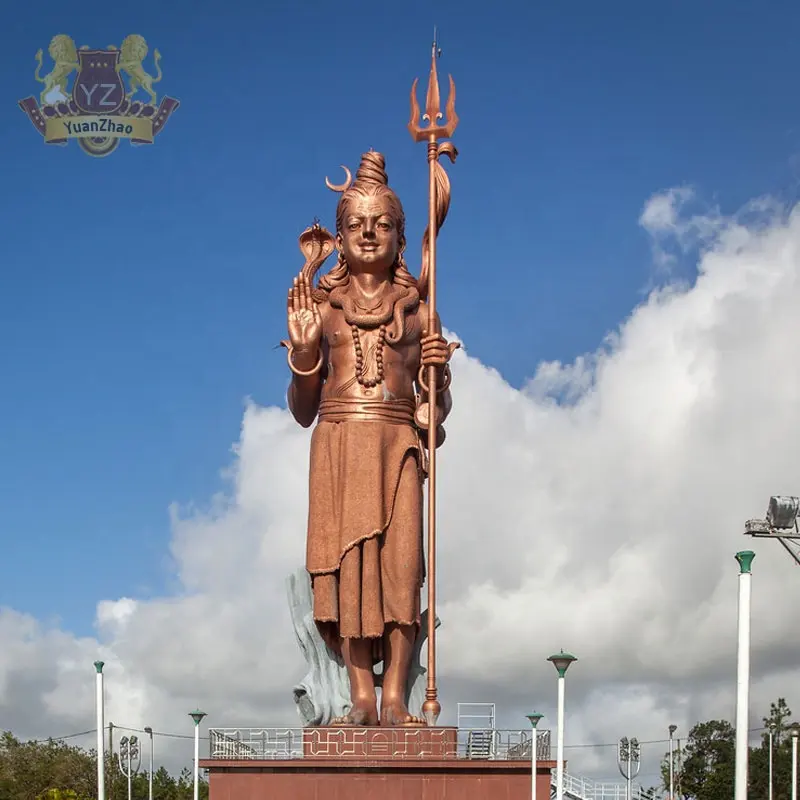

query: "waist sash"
xmin=318 ymin=398 xmax=416 ymax=425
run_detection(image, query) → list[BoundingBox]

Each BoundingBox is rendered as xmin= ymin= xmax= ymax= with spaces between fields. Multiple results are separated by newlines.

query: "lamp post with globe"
xmin=526 ymin=712 xmax=544 ymax=800
xmin=547 ymin=651 xmax=577 ymax=800
xmin=668 ymin=725 xmax=677 ymax=800
xmin=189 ymin=710 xmax=207 ymax=800
xmin=733 ymin=550 xmax=755 ymax=800
xmin=143 ymin=726 xmax=154 ymax=800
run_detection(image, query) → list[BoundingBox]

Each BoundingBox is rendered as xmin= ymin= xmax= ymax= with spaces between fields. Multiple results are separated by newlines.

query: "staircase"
xmin=465 ymin=729 xmax=495 ymax=759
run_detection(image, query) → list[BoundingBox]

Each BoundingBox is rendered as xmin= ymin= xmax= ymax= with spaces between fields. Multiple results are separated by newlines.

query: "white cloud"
xmin=4 ymin=187 xmax=800 ymax=783
xmin=639 ymin=186 xmax=696 ymax=234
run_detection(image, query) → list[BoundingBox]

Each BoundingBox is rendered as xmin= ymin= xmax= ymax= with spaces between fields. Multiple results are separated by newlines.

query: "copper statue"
xmin=284 ymin=38 xmax=458 ymax=727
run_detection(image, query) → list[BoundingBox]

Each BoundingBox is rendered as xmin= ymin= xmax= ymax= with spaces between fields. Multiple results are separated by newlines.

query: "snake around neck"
xmin=329 ymin=282 xmax=420 ymax=344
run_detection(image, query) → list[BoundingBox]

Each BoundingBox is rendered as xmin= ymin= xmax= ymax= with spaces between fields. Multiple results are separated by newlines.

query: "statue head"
xmin=335 ymin=151 xmax=406 ymax=261
xmin=317 ymin=152 xmax=418 ymax=297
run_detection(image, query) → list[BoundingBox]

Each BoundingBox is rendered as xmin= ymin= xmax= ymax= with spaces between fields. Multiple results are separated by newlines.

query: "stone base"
xmin=201 ymin=753 xmax=556 ymax=799
xmin=302 ymin=725 xmax=458 ymax=758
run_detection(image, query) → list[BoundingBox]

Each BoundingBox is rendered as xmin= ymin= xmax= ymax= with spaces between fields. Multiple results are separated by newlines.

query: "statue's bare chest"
xmin=323 ymin=308 xmax=421 ymax=363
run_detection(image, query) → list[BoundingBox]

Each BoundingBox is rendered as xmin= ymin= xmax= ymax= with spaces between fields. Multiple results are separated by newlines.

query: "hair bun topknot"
xmin=354 ymin=150 xmax=389 ymax=186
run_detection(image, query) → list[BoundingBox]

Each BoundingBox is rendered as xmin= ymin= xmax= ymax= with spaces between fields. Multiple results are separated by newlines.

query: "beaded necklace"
xmin=351 ymin=324 xmax=387 ymax=387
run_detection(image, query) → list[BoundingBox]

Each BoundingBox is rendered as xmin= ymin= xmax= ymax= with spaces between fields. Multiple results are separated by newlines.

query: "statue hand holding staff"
xmin=420 ymin=332 xmax=454 ymax=372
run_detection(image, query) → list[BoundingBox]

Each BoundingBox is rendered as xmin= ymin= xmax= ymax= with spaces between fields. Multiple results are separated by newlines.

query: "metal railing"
xmin=560 ymin=771 xmax=652 ymax=800
xmin=208 ymin=727 xmax=552 ymax=761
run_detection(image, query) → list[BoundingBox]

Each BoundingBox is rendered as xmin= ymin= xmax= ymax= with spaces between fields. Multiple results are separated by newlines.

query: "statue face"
xmin=338 ymin=194 xmax=400 ymax=275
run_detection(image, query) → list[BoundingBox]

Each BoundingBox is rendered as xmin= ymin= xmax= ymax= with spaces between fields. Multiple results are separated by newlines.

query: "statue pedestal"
xmin=201 ymin=727 xmax=556 ymax=799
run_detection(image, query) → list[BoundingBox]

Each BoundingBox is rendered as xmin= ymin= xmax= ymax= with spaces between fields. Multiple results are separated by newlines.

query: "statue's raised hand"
xmin=285 ymin=273 xmax=323 ymax=373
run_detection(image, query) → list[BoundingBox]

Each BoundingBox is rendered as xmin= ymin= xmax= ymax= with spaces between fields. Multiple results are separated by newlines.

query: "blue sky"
xmin=2 ymin=0 xmax=799 ymax=637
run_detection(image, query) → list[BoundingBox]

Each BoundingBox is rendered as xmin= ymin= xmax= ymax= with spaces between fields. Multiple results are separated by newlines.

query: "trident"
xmin=408 ymin=29 xmax=459 ymax=727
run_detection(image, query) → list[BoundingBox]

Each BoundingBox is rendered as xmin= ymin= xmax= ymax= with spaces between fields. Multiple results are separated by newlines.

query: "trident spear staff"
xmin=408 ymin=29 xmax=459 ymax=727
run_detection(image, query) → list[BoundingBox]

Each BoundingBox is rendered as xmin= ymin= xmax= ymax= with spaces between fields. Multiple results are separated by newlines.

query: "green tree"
xmin=659 ymin=699 xmax=797 ymax=800
xmin=0 ymin=732 xmax=96 ymax=800
xmin=764 ymin=698 xmax=793 ymax=743
xmin=659 ymin=720 xmax=735 ymax=800
xmin=749 ymin=699 xmax=794 ymax=800
xmin=0 ymin=731 xmax=208 ymax=800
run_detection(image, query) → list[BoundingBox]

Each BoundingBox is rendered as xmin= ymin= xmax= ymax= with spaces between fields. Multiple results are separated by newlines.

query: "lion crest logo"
xmin=19 ymin=34 xmax=179 ymax=158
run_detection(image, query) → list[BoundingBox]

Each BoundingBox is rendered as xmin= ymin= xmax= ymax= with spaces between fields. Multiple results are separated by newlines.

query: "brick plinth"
xmin=200 ymin=755 xmax=557 ymax=799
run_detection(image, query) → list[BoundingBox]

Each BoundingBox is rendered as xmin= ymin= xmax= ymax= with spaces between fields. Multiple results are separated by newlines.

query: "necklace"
xmin=353 ymin=296 xmax=383 ymax=313
xmin=352 ymin=324 xmax=387 ymax=388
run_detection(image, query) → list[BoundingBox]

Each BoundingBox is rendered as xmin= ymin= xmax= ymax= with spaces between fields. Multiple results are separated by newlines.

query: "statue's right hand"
xmin=286 ymin=272 xmax=323 ymax=368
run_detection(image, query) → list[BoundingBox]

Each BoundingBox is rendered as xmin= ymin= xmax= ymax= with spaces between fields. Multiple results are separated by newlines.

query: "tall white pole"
xmin=193 ymin=727 xmax=199 ymax=800
xmin=734 ymin=551 xmax=755 ymax=800
xmin=668 ymin=727 xmax=675 ymax=800
xmin=626 ymin=748 xmax=631 ymax=800
xmin=526 ymin=713 xmax=543 ymax=800
xmin=547 ymin=652 xmax=576 ymax=800
xmin=144 ymin=727 xmax=154 ymax=800
xmin=791 ymin=729 xmax=798 ymax=800
xmin=190 ymin=710 xmax=207 ymax=800
xmin=556 ymin=674 xmax=565 ymax=800
xmin=150 ymin=736 xmax=154 ymax=800
xmin=768 ymin=728 xmax=774 ymax=800
xmin=94 ymin=661 xmax=105 ymax=800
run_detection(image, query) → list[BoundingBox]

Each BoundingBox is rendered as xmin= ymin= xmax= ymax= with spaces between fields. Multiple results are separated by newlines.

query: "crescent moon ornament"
xmin=325 ymin=165 xmax=352 ymax=193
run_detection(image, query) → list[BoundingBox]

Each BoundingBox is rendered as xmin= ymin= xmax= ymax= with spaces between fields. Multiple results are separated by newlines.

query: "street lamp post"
xmin=668 ymin=725 xmax=677 ymax=800
xmin=143 ymin=727 xmax=154 ymax=800
xmin=116 ymin=735 xmax=140 ymax=800
xmin=617 ymin=737 xmax=641 ymax=800
xmin=547 ymin=650 xmax=577 ymax=800
xmin=189 ymin=710 xmax=207 ymax=800
xmin=768 ymin=724 xmax=774 ymax=800
xmin=791 ymin=724 xmax=799 ymax=800
xmin=734 ymin=550 xmax=755 ymax=800
xmin=741 ymin=498 xmax=800 ymax=800
xmin=93 ymin=661 xmax=105 ymax=800
xmin=526 ymin=712 xmax=544 ymax=800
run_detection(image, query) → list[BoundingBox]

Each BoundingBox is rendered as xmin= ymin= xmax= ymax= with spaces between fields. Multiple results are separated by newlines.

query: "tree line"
xmin=659 ymin=698 xmax=798 ymax=800
xmin=0 ymin=731 xmax=209 ymax=800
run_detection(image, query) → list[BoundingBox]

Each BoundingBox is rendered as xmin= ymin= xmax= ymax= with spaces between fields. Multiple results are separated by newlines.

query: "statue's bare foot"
xmin=330 ymin=701 xmax=378 ymax=727
xmin=380 ymin=698 xmax=426 ymax=727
